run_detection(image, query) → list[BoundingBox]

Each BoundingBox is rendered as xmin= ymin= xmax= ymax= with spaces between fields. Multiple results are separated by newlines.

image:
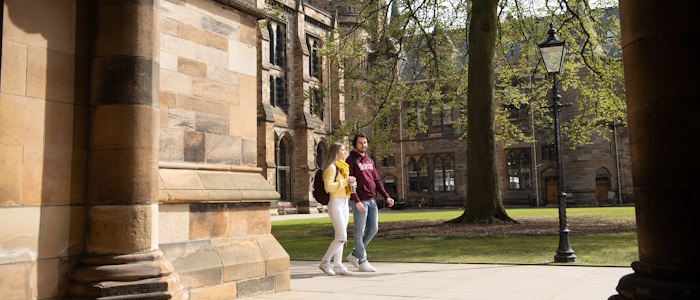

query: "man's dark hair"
xmin=352 ymin=133 xmax=369 ymax=149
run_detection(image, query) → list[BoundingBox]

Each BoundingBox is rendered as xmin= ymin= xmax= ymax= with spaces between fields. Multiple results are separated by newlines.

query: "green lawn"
xmin=272 ymin=207 xmax=638 ymax=266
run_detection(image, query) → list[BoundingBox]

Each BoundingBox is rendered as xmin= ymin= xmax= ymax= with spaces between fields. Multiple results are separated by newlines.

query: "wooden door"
xmin=596 ymin=177 xmax=609 ymax=201
xmin=545 ymin=177 xmax=558 ymax=205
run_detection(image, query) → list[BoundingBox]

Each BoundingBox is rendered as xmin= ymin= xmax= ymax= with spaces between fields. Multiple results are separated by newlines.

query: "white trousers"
xmin=322 ymin=197 xmax=350 ymax=265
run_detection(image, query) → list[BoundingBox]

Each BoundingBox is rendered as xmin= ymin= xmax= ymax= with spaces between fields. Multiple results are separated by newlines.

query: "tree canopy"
xmin=320 ymin=0 xmax=624 ymax=223
xmin=323 ymin=0 xmax=624 ymax=153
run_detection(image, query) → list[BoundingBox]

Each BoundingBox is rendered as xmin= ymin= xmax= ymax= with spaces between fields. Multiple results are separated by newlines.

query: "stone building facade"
xmin=0 ymin=0 xmax=342 ymax=298
xmin=374 ymin=83 xmax=634 ymax=208
xmin=258 ymin=0 xmax=344 ymax=214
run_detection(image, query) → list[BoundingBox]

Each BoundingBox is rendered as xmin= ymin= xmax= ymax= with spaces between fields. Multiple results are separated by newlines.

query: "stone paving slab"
xmin=240 ymin=260 xmax=630 ymax=299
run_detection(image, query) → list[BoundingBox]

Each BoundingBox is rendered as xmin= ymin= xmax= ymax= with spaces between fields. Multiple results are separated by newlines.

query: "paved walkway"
xmin=244 ymin=260 xmax=629 ymax=299
xmin=261 ymin=209 xmax=630 ymax=299
xmin=271 ymin=208 xmax=460 ymax=222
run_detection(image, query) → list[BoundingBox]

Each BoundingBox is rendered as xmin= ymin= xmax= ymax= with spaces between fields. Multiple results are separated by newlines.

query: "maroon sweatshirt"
xmin=346 ymin=150 xmax=390 ymax=203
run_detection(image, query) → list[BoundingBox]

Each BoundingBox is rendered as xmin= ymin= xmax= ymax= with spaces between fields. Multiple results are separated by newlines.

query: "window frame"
xmin=507 ymin=149 xmax=532 ymax=191
xmin=270 ymin=76 xmax=288 ymax=112
xmin=407 ymin=158 xmax=418 ymax=192
xmin=276 ymin=138 xmax=291 ymax=202
xmin=417 ymin=156 xmax=429 ymax=193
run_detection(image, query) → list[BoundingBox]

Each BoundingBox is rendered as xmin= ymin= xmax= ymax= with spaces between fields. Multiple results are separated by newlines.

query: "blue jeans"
xmin=351 ymin=199 xmax=378 ymax=264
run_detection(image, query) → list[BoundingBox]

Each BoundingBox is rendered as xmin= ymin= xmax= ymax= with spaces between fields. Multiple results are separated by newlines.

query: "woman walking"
xmin=319 ymin=142 xmax=356 ymax=276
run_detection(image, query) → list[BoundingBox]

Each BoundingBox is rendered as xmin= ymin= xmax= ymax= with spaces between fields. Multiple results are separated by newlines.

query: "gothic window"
xmin=268 ymin=22 xmax=287 ymax=113
xmin=270 ymin=77 xmax=287 ymax=112
xmin=444 ymin=156 xmax=455 ymax=191
xmin=277 ymin=139 xmax=291 ymax=201
xmin=407 ymin=154 xmax=456 ymax=194
xmin=418 ymin=156 xmax=429 ymax=193
xmin=433 ymin=156 xmax=444 ymax=192
xmin=268 ymin=25 xmax=275 ymax=64
xmin=269 ymin=75 xmax=275 ymax=107
xmin=274 ymin=24 xmax=285 ymax=66
xmin=542 ymin=145 xmax=556 ymax=161
xmin=519 ymin=151 xmax=532 ymax=190
xmin=307 ymin=36 xmax=321 ymax=79
xmin=507 ymin=149 xmax=532 ymax=190
xmin=430 ymin=155 xmax=456 ymax=192
xmin=408 ymin=158 xmax=418 ymax=192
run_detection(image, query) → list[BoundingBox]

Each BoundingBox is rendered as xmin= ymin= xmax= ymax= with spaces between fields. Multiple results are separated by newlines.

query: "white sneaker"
xmin=319 ymin=262 xmax=336 ymax=276
xmin=358 ymin=261 xmax=376 ymax=272
xmin=333 ymin=264 xmax=353 ymax=276
xmin=346 ymin=253 xmax=360 ymax=269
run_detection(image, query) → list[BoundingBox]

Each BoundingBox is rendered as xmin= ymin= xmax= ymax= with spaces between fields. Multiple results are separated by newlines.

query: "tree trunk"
xmin=452 ymin=0 xmax=515 ymax=224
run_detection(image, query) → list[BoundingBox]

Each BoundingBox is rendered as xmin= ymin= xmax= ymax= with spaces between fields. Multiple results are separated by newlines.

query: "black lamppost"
xmin=538 ymin=23 xmax=576 ymax=263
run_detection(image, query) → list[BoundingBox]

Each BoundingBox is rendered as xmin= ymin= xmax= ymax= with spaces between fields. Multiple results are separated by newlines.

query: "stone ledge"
xmin=160 ymin=235 xmax=289 ymax=295
xmin=213 ymin=236 xmax=266 ymax=282
xmin=254 ymin=234 xmax=289 ymax=276
xmin=158 ymin=168 xmax=280 ymax=203
xmin=160 ymin=240 xmax=223 ymax=289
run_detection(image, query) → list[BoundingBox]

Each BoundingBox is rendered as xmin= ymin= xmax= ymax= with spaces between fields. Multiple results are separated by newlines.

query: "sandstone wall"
xmin=0 ymin=0 xmax=89 ymax=298
xmin=157 ymin=0 xmax=288 ymax=297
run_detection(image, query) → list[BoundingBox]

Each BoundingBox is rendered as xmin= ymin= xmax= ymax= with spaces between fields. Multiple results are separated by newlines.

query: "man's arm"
xmin=372 ymin=161 xmax=391 ymax=200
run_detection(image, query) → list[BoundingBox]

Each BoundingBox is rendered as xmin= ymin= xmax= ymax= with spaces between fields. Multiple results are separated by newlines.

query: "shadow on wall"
xmin=3 ymin=0 xmax=90 ymax=298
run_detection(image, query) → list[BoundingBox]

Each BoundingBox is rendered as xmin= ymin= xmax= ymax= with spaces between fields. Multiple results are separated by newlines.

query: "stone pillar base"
xmin=610 ymin=261 xmax=700 ymax=300
xmin=66 ymin=251 xmax=184 ymax=299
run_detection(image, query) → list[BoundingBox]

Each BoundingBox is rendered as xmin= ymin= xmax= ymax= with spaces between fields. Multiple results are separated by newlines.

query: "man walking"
xmin=346 ymin=133 xmax=394 ymax=272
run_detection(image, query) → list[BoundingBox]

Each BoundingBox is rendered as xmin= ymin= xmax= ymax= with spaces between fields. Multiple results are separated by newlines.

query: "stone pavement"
xmin=242 ymin=260 xmax=629 ymax=299
xmin=261 ymin=210 xmax=631 ymax=299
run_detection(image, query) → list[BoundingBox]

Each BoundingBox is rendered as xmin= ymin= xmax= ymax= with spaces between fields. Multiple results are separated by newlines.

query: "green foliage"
xmin=321 ymin=0 xmax=625 ymax=151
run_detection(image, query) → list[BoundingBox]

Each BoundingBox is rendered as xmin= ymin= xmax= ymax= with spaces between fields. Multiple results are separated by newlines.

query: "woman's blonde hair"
xmin=322 ymin=142 xmax=344 ymax=171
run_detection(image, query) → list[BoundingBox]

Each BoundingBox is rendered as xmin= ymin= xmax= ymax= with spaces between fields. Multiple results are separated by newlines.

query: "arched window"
xmin=418 ymin=157 xmax=429 ymax=193
xmin=433 ymin=156 xmax=444 ymax=192
xmin=315 ymin=142 xmax=326 ymax=169
xmin=507 ymin=149 xmax=532 ymax=190
xmin=277 ymin=138 xmax=291 ymax=201
xmin=407 ymin=158 xmax=417 ymax=192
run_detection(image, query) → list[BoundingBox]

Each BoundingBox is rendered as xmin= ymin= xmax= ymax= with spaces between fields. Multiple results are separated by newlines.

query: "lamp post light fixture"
xmin=538 ymin=23 xmax=576 ymax=263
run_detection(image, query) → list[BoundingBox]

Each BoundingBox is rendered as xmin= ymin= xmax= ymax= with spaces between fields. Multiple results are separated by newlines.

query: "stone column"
xmin=67 ymin=0 xmax=183 ymax=298
xmin=611 ymin=1 xmax=699 ymax=299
